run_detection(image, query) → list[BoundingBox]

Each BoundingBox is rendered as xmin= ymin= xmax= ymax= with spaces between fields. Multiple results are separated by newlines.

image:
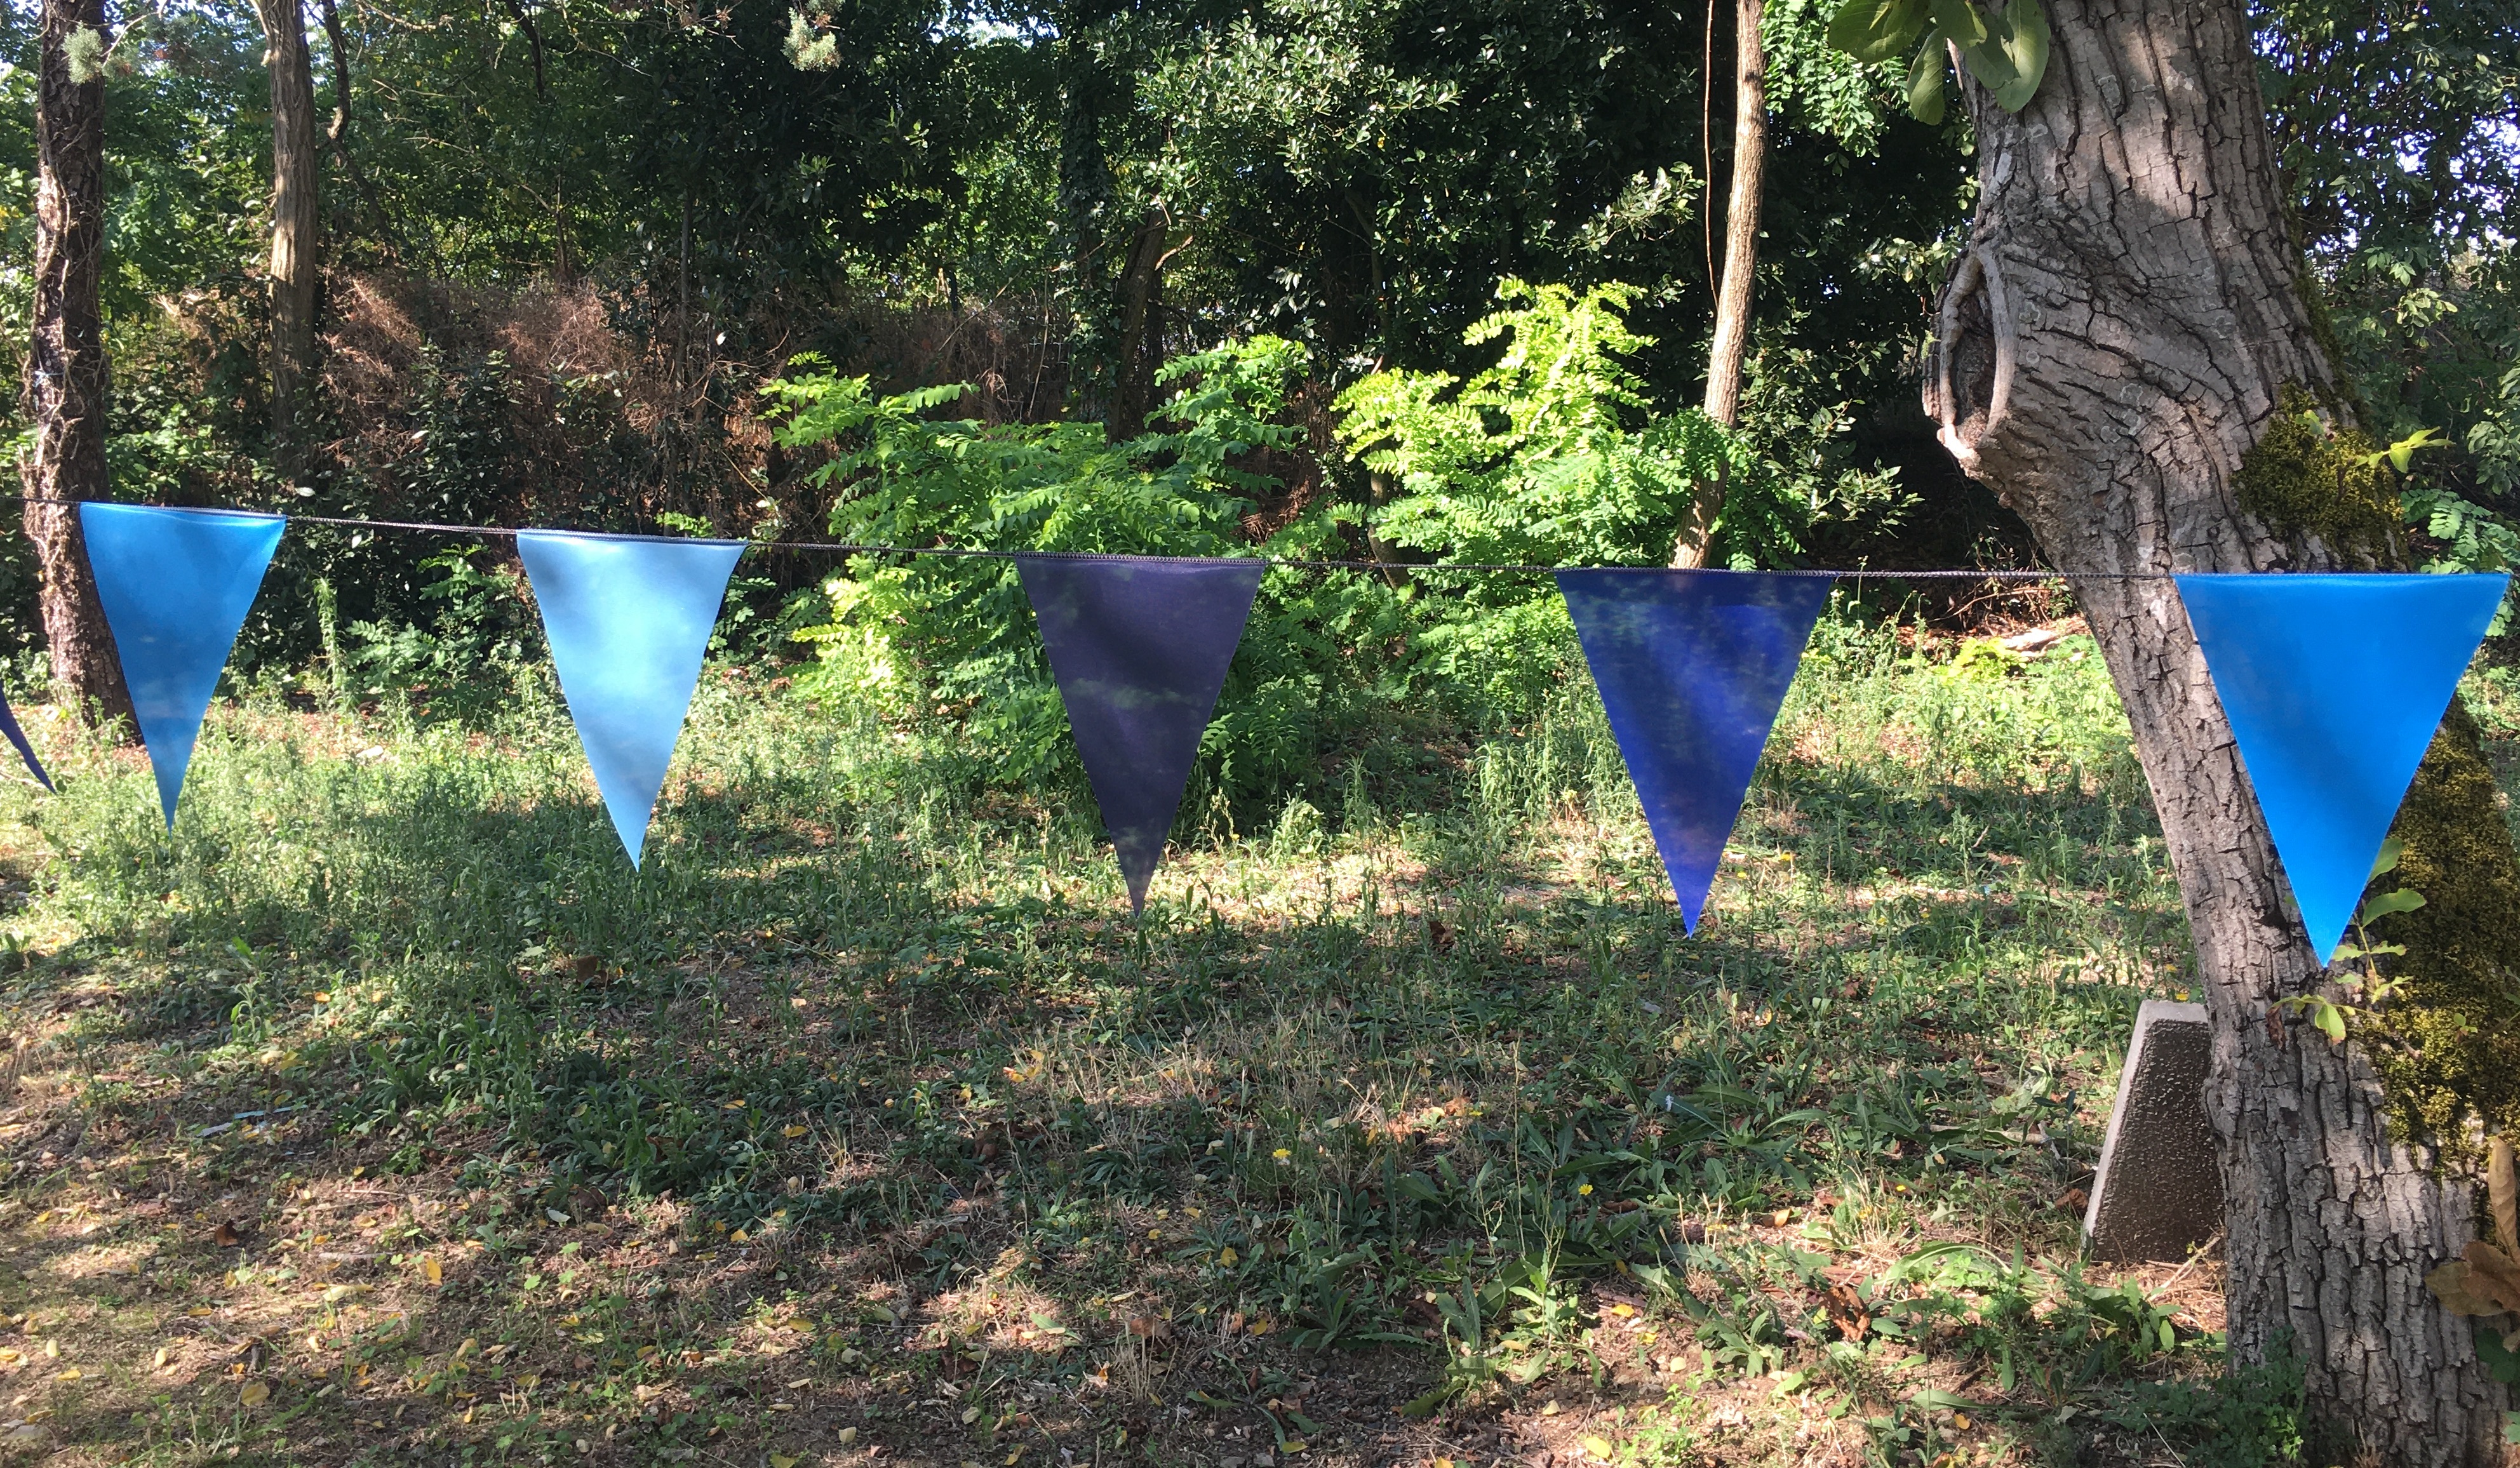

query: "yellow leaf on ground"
xmin=783 ymin=1126 xmax=809 ymax=1139
xmin=835 ymin=1427 xmax=859 ymax=1445
xmin=240 ymin=1382 xmax=270 ymax=1406
xmin=422 ymin=1256 xmax=443 ymax=1286
xmin=1581 ymin=1437 xmax=1616 ymax=1462
xmin=771 ymin=1456 xmax=800 ymax=1468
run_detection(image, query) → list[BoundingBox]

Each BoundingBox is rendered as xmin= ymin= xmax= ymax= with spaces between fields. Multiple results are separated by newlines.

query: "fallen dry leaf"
xmin=1823 ymin=1283 xmax=1870 ymax=1343
xmin=240 ymin=1381 xmax=270 ymax=1407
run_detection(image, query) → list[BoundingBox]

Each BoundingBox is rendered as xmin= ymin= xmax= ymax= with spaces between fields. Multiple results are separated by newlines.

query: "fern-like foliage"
xmin=761 ymin=340 xmax=1404 ymax=799
xmin=1334 ymin=279 xmax=1800 ymax=578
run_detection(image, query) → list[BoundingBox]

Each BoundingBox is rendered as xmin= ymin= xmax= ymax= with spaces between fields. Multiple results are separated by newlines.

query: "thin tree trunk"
xmin=1671 ymin=0 xmax=1765 ymax=569
xmin=317 ymin=0 xmax=406 ymax=262
xmin=1928 ymin=1 xmax=2509 ymax=1460
xmin=257 ymin=0 xmax=321 ymax=477
xmin=17 ymin=0 xmax=130 ymax=726
xmin=1106 ymin=208 xmax=1170 ymax=442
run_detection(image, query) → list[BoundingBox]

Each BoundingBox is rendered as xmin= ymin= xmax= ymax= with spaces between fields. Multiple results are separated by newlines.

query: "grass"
xmin=0 ymin=615 xmax=2428 ymax=1468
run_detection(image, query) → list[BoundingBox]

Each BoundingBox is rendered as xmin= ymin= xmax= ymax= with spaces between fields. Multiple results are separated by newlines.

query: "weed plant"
xmin=0 ymin=617 xmax=2352 ymax=1467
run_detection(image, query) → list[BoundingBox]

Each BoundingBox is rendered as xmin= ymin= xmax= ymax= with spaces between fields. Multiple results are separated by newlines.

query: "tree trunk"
xmin=1671 ymin=0 xmax=1765 ymax=569
xmin=1927 ymin=1 xmax=2511 ymax=1461
xmin=17 ymin=0 xmax=130 ymax=726
xmin=257 ymin=0 xmax=321 ymax=477
xmin=1106 ymin=209 xmax=1170 ymax=443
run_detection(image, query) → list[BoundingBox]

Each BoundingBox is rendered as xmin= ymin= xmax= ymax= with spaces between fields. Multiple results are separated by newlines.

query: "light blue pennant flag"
xmin=2178 ymin=571 xmax=2508 ymax=959
xmin=81 ymin=504 xmax=286 ymax=825
xmin=1557 ymin=568 xmax=1834 ymax=931
xmin=515 ymin=530 xmax=743 ymax=867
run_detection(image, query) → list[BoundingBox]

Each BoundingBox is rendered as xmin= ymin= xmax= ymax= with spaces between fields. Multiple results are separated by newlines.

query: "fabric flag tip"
xmin=1558 ymin=568 xmax=1835 ymax=932
xmin=2178 ymin=571 xmax=2509 ymax=960
xmin=0 ymin=690 xmax=50 ymax=792
xmin=516 ymin=530 xmax=744 ymax=867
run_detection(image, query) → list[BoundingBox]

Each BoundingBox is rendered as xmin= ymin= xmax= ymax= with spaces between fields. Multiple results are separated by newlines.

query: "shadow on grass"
xmin=0 ymin=702 xmax=2228 ymax=1468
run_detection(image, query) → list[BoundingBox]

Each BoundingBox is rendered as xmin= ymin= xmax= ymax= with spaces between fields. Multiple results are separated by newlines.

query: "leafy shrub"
xmin=765 ymin=338 xmax=1411 ymax=812
xmin=1335 ymin=278 xmax=1799 ymax=570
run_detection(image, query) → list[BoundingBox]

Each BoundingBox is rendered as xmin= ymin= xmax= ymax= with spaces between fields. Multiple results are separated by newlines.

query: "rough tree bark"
xmin=256 ymin=0 xmax=321 ymax=476
xmin=1671 ymin=0 xmax=1766 ymax=568
xmin=1925 ymin=0 xmax=2513 ymax=1461
xmin=1105 ymin=209 xmax=1174 ymax=443
xmin=17 ymin=0 xmax=131 ymax=726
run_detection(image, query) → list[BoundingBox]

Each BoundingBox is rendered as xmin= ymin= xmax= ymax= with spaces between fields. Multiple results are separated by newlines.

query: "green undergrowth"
xmin=0 ymin=615 xmax=2421 ymax=1467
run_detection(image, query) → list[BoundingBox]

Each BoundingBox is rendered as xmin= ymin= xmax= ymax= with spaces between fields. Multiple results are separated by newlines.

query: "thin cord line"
xmin=3 ymin=493 xmax=2202 ymax=579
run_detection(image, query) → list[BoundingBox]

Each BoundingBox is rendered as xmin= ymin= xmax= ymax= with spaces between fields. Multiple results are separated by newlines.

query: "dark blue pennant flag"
xmin=81 ymin=504 xmax=286 ymax=825
xmin=0 ymin=689 xmax=49 ymax=791
xmin=515 ymin=531 xmax=744 ymax=867
xmin=1558 ymin=568 xmax=1834 ymax=931
xmin=1019 ymin=554 xmax=1264 ymax=912
xmin=2178 ymin=571 xmax=2507 ymax=959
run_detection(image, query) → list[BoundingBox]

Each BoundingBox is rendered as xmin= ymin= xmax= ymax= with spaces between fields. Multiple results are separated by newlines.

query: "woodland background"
xmin=0 ymin=0 xmax=2506 ymax=828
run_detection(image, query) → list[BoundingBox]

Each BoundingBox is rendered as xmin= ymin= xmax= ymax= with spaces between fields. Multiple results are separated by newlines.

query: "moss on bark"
xmin=2369 ymin=702 xmax=2520 ymax=1166
xmin=2234 ymin=385 xmax=2396 ymax=561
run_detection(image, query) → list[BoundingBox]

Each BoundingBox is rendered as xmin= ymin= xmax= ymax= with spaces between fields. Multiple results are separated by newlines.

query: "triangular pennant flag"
xmin=1019 ymin=554 xmax=1264 ymax=912
xmin=81 ymin=504 xmax=286 ymax=825
xmin=0 ymin=688 xmax=49 ymax=791
xmin=516 ymin=531 xmax=744 ymax=867
xmin=2178 ymin=571 xmax=2507 ymax=959
xmin=1557 ymin=568 xmax=1834 ymax=931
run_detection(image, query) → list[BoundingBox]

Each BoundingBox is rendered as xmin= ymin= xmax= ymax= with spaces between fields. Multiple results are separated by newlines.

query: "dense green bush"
xmin=765 ymin=337 xmax=1416 ymax=813
xmin=763 ymin=281 xmax=1816 ymax=817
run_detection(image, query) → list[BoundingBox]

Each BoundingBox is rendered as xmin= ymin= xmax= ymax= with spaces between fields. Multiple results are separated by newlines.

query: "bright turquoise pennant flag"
xmin=81 ymin=504 xmax=286 ymax=826
xmin=2178 ymin=571 xmax=2508 ymax=960
xmin=516 ymin=530 xmax=743 ymax=867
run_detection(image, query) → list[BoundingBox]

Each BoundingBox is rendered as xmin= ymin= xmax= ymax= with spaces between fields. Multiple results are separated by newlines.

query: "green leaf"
xmin=2312 ymin=998 xmax=2347 ymax=1044
xmin=1926 ymin=0 xmax=1986 ymax=48
xmin=1906 ymin=35 xmax=1947 ymax=124
xmin=2357 ymin=888 xmax=2426 ymax=925
xmin=2369 ymin=835 xmax=2406 ymax=879
xmin=1826 ymin=0 xmax=1929 ymax=63
xmin=1990 ymin=0 xmax=2050 ymax=110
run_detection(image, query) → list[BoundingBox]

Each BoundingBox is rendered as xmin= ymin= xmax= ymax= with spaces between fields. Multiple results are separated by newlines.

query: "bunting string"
xmin=6 ymin=494 xmax=2188 ymax=578
xmin=2 ymin=492 xmax=2502 ymax=967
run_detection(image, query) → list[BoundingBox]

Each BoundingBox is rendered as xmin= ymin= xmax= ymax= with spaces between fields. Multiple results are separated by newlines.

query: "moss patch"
xmin=2234 ymin=384 xmax=2395 ymax=560
xmin=2366 ymin=699 xmax=2520 ymax=1164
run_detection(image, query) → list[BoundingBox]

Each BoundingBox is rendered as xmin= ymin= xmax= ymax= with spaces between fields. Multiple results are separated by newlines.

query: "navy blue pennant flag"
xmin=0 ymin=689 xmax=49 ymax=791
xmin=2178 ymin=571 xmax=2507 ymax=959
xmin=516 ymin=530 xmax=745 ymax=867
xmin=81 ymin=504 xmax=286 ymax=825
xmin=1558 ymin=568 xmax=1834 ymax=931
xmin=1019 ymin=554 xmax=1265 ymax=912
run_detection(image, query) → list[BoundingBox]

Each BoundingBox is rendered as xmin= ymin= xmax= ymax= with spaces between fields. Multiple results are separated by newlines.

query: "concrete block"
xmin=2082 ymin=999 xmax=2220 ymax=1264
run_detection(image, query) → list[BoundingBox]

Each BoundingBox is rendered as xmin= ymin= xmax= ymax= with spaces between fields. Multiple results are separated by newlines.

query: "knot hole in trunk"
xmin=1926 ymin=247 xmax=2016 ymax=474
